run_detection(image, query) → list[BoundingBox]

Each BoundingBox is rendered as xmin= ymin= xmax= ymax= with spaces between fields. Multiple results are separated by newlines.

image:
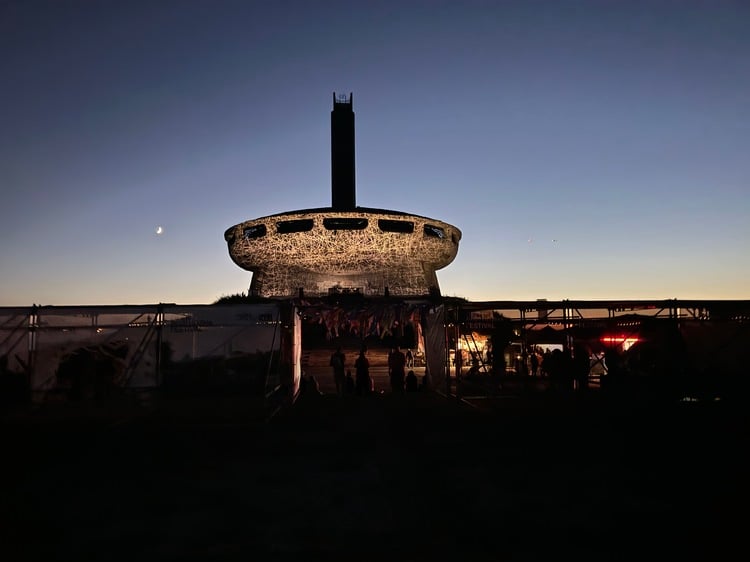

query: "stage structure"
xmin=225 ymin=93 xmax=461 ymax=298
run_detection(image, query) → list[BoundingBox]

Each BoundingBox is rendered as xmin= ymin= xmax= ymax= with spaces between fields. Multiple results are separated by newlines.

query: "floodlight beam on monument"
xmin=224 ymin=93 xmax=461 ymax=298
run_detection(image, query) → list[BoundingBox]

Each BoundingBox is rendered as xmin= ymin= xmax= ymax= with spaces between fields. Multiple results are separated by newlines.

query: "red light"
xmin=600 ymin=335 xmax=640 ymax=350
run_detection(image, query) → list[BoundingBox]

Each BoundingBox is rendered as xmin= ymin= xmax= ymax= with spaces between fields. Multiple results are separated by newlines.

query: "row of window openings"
xmin=243 ymin=219 xmax=451 ymax=241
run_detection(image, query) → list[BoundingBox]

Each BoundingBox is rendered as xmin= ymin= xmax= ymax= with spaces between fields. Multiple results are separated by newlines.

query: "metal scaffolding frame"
xmin=0 ymin=303 xmax=288 ymax=403
xmin=439 ymin=297 xmax=750 ymax=399
xmin=2 ymin=298 xmax=747 ymax=404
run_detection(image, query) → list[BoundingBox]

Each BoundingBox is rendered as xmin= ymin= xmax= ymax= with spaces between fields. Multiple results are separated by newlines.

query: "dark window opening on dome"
xmin=243 ymin=225 xmax=267 ymax=239
xmin=323 ymin=218 xmax=368 ymax=230
xmin=277 ymin=219 xmax=314 ymax=234
xmin=424 ymin=224 xmax=445 ymax=239
xmin=378 ymin=219 xmax=414 ymax=233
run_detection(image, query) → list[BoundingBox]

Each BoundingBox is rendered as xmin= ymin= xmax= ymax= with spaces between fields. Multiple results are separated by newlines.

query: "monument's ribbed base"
xmin=249 ymin=264 xmax=440 ymax=298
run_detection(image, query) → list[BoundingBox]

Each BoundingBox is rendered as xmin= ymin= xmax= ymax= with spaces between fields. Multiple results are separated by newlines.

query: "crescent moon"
xmin=156 ymin=226 xmax=163 ymax=235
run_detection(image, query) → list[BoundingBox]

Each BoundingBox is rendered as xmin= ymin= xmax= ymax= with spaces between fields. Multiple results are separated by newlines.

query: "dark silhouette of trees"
xmin=212 ymin=292 xmax=272 ymax=304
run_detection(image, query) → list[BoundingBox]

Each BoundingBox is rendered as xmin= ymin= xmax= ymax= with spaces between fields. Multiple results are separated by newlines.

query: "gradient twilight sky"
xmin=2 ymin=0 xmax=748 ymax=306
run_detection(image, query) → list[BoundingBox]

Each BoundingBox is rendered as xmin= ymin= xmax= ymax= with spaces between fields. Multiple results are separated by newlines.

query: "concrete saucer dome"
xmin=224 ymin=93 xmax=461 ymax=298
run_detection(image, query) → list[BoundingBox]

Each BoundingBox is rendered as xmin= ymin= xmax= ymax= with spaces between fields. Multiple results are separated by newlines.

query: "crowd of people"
xmin=384 ymin=345 xmax=424 ymax=393
xmin=512 ymin=345 xmax=591 ymax=391
xmin=299 ymin=345 xmax=427 ymax=397
xmin=315 ymin=342 xmax=593 ymax=398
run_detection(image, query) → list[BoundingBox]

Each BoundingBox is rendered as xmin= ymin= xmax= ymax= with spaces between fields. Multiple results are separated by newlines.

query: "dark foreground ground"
xmin=2 ymin=390 xmax=748 ymax=561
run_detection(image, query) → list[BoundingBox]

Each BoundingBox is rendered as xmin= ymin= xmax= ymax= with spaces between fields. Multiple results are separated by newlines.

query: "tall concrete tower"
xmin=331 ymin=92 xmax=355 ymax=210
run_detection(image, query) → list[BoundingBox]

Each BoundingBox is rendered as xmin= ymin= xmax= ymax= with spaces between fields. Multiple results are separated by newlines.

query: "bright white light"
xmin=156 ymin=226 xmax=164 ymax=235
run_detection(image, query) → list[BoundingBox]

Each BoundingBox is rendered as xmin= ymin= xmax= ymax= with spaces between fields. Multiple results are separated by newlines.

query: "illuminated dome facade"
xmin=225 ymin=94 xmax=461 ymax=298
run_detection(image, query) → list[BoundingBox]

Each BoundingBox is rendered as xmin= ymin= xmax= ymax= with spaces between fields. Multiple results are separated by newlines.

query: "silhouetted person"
xmin=530 ymin=349 xmax=539 ymax=377
xmin=561 ymin=349 xmax=575 ymax=392
xmin=299 ymin=370 xmax=321 ymax=397
xmin=308 ymin=375 xmax=321 ymax=395
xmin=405 ymin=348 xmax=414 ymax=368
xmin=546 ymin=349 xmax=568 ymax=393
xmin=388 ymin=345 xmax=406 ymax=393
xmin=540 ymin=349 xmax=551 ymax=378
xmin=344 ymin=369 xmax=355 ymax=394
xmin=405 ymin=370 xmax=419 ymax=392
xmin=603 ymin=348 xmax=623 ymax=394
xmin=330 ymin=346 xmax=346 ymax=396
xmin=355 ymin=349 xmax=370 ymax=396
xmin=420 ymin=373 xmax=429 ymax=391
xmin=573 ymin=344 xmax=590 ymax=393
xmin=520 ymin=349 xmax=529 ymax=376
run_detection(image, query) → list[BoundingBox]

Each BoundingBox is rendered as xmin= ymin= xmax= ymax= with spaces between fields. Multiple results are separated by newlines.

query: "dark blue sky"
xmin=2 ymin=0 xmax=748 ymax=305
